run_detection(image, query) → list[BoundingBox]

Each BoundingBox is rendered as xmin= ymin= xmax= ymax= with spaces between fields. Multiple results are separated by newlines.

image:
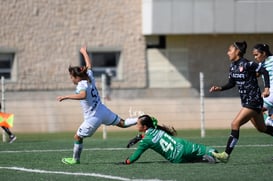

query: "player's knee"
xmin=74 ymin=134 xmax=82 ymax=141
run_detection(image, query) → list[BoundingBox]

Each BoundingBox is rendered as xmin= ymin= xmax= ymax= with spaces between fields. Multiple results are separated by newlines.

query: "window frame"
xmin=0 ymin=49 xmax=17 ymax=82
xmin=79 ymin=47 xmax=122 ymax=79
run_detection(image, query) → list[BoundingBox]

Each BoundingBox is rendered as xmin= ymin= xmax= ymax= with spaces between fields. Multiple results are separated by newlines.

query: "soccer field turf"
xmin=0 ymin=129 xmax=272 ymax=181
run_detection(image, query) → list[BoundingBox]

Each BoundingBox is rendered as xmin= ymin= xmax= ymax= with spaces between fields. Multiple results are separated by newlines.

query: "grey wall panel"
xmin=172 ymin=0 xmax=193 ymax=33
xmin=142 ymin=0 xmax=273 ymax=34
xmin=193 ymin=0 xmax=214 ymax=33
xmin=235 ymin=1 xmax=256 ymax=32
xmin=256 ymin=2 xmax=273 ymax=32
xmin=214 ymin=1 xmax=235 ymax=32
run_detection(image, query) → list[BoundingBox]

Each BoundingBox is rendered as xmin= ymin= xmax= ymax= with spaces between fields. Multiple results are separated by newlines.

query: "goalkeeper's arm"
xmin=126 ymin=134 xmax=143 ymax=148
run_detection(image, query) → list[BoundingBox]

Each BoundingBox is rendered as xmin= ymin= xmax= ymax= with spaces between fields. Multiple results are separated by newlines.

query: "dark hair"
xmin=233 ymin=41 xmax=247 ymax=57
xmin=68 ymin=66 xmax=90 ymax=81
xmin=253 ymin=43 xmax=272 ymax=57
xmin=138 ymin=115 xmax=177 ymax=136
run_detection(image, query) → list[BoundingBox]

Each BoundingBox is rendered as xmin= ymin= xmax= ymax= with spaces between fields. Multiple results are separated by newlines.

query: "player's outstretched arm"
xmin=80 ymin=45 xmax=92 ymax=69
xmin=57 ymin=91 xmax=86 ymax=102
xmin=126 ymin=134 xmax=143 ymax=148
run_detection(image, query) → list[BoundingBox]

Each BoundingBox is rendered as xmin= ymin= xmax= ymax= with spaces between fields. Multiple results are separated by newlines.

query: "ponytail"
xmin=138 ymin=115 xmax=177 ymax=136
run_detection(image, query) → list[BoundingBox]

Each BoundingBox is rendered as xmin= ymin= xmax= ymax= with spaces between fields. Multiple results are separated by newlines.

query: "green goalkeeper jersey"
xmin=128 ymin=128 xmax=216 ymax=163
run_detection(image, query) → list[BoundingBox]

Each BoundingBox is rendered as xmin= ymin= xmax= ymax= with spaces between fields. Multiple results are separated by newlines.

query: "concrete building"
xmin=1 ymin=0 xmax=273 ymax=133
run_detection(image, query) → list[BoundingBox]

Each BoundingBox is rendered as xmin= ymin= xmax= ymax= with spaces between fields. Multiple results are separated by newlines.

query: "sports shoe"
xmin=212 ymin=152 xmax=229 ymax=163
xmin=202 ymin=155 xmax=217 ymax=164
xmin=62 ymin=158 xmax=80 ymax=164
xmin=9 ymin=135 xmax=16 ymax=143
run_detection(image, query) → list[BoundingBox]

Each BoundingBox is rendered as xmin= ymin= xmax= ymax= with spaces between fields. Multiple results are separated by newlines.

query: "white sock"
xmin=73 ymin=142 xmax=83 ymax=161
xmin=124 ymin=117 xmax=138 ymax=127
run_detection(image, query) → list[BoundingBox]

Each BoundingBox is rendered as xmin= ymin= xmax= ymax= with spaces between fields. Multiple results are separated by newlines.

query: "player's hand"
xmin=57 ymin=96 xmax=63 ymax=102
xmin=262 ymin=88 xmax=270 ymax=98
xmin=57 ymin=96 xmax=66 ymax=102
xmin=126 ymin=134 xmax=143 ymax=148
xmin=80 ymin=45 xmax=87 ymax=54
xmin=209 ymin=86 xmax=221 ymax=92
xmin=116 ymin=159 xmax=130 ymax=165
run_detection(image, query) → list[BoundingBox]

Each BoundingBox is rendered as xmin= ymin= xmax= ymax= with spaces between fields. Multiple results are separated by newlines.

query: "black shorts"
xmin=243 ymin=105 xmax=262 ymax=113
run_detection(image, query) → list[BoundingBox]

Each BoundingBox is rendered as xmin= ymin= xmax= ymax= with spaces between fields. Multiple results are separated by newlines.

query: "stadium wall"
xmin=4 ymin=90 xmax=254 ymax=133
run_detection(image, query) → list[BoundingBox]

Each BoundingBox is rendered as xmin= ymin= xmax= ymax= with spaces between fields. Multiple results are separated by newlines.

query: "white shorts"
xmin=76 ymin=103 xmax=121 ymax=138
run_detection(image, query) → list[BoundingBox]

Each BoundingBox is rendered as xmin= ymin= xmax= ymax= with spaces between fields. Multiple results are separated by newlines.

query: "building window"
xmin=0 ymin=53 xmax=15 ymax=80
xmin=146 ymin=35 xmax=166 ymax=49
xmin=80 ymin=48 xmax=121 ymax=78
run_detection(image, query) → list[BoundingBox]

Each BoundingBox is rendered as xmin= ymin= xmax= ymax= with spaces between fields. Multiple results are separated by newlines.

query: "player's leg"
xmin=263 ymin=97 xmax=273 ymax=126
xmin=226 ymin=108 xmax=253 ymax=154
xmin=62 ymin=134 xmax=82 ymax=164
xmin=117 ymin=117 xmax=138 ymax=128
xmin=99 ymin=104 xmax=138 ymax=128
xmin=204 ymin=147 xmax=219 ymax=163
xmin=213 ymin=108 xmax=253 ymax=163
xmin=251 ymin=111 xmax=273 ymax=136
xmin=190 ymin=143 xmax=218 ymax=164
xmin=1 ymin=126 xmax=16 ymax=143
xmin=265 ymin=107 xmax=273 ymax=127
xmin=264 ymin=97 xmax=273 ymax=160
xmin=264 ymin=114 xmax=273 ymax=126
xmin=62 ymin=120 xmax=101 ymax=164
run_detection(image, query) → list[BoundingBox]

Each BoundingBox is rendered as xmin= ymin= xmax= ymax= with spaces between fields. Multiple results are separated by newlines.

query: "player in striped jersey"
xmin=121 ymin=115 xmax=218 ymax=164
xmin=252 ymin=43 xmax=273 ymax=127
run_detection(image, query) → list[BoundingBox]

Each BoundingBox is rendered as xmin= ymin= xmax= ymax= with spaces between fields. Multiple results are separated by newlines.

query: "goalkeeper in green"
xmin=122 ymin=115 xmax=218 ymax=164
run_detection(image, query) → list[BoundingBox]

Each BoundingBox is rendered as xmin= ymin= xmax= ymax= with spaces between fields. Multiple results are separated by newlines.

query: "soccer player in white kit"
xmin=57 ymin=45 xmax=137 ymax=164
xmin=252 ymin=43 xmax=273 ymax=127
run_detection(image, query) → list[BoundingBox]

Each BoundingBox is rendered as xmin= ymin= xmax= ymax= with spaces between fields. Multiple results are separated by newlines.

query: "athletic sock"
xmin=265 ymin=126 xmax=273 ymax=136
xmin=124 ymin=118 xmax=137 ymax=127
xmin=225 ymin=129 xmax=239 ymax=155
xmin=73 ymin=140 xmax=83 ymax=161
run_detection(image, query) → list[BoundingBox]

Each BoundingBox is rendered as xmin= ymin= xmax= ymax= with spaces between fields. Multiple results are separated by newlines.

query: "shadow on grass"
xmin=88 ymin=160 xmax=225 ymax=165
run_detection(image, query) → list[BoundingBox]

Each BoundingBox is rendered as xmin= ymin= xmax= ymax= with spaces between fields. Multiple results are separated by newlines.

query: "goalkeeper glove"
xmin=126 ymin=134 xmax=143 ymax=148
xmin=117 ymin=159 xmax=130 ymax=165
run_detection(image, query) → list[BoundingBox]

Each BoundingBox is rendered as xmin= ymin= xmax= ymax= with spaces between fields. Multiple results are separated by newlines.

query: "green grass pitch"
xmin=0 ymin=128 xmax=272 ymax=181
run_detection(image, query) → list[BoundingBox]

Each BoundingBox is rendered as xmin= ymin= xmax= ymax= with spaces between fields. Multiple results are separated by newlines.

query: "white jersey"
xmin=76 ymin=69 xmax=120 ymax=138
xmin=76 ymin=69 xmax=101 ymax=120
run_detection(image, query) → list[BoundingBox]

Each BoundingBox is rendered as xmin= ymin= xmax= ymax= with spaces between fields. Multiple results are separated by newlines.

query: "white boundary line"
xmin=0 ymin=147 xmax=135 ymax=153
xmin=0 ymin=145 xmax=272 ymax=180
xmin=0 ymin=144 xmax=272 ymax=154
xmin=0 ymin=166 xmax=173 ymax=181
xmin=212 ymin=144 xmax=273 ymax=148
